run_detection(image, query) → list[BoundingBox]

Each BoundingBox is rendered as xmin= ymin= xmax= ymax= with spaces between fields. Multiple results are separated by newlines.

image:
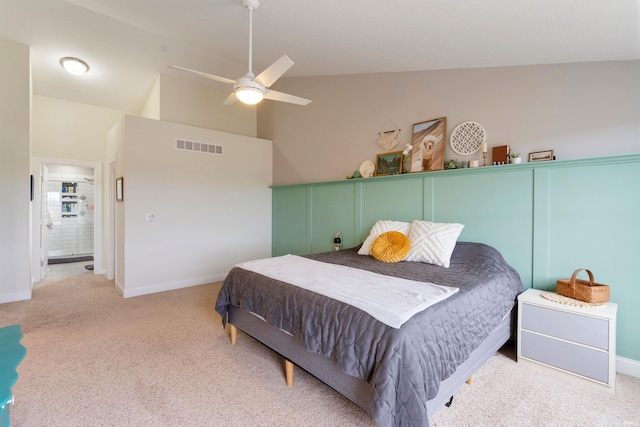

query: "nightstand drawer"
xmin=521 ymin=330 xmax=609 ymax=383
xmin=521 ymin=303 xmax=608 ymax=350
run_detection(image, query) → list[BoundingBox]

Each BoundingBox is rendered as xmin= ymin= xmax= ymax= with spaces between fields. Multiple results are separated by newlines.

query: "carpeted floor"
xmin=1 ymin=274 xmax=638 ymax=427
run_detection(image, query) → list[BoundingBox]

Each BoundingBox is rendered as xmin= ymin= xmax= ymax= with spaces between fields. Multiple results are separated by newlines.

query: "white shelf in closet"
xmin=61 ymin=182 xmax=79 ymax=216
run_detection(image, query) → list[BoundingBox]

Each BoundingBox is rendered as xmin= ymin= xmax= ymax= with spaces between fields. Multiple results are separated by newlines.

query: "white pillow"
xmin=404 ymin=220 xmax=464 ymax=267
xmin=358 ymin=220 xmax=411 ymax=256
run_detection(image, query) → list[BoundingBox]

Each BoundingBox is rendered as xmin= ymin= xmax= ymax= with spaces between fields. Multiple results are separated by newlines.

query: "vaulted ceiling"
xmin=1 ymin=0 xmax=638 ymax=113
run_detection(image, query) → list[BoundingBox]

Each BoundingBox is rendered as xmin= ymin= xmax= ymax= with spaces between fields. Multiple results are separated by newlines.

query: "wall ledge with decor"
xmin=271 ymin=153 xmax=640 ymax=376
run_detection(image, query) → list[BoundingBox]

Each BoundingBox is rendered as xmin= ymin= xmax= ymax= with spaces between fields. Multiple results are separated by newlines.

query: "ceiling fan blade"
xmin=222 ymin=92 xmax=237 ymax=106
xmin=263 ymin=88 xmax=311 ymax=106
xmin=169 ymin=65 xmax=237 ymax=85
xmin=254 ymin=55 xmax=294 ymax=88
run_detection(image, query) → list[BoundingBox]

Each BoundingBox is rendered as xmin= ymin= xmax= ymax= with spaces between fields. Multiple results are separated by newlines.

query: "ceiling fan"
xmin=170 ymin=0 xmax=311 ymax=106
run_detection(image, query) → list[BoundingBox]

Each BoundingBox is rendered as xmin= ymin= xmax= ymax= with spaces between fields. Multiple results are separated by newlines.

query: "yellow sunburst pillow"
xmin=371 ymin=231 xmax=411 ymax=263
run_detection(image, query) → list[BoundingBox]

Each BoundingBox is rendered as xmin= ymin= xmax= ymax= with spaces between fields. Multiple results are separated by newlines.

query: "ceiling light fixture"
xmin=235 ymin=86 xmax=264 ymax=105
xmin=169 ymin=0 xmax=310 ymax=106
xmin=60 ymin=57 xmax=89 ymax=75
xmin=235 ymin=80 xmax=264 ymax=105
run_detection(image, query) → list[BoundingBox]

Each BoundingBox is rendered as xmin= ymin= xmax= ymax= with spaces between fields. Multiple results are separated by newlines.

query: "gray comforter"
xmin=215 ymin=242 xmax=523 ymax=427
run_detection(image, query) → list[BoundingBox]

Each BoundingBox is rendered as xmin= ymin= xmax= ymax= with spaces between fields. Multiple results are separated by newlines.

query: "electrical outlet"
xmin=333 ymin=232 xmax=343 ymax=251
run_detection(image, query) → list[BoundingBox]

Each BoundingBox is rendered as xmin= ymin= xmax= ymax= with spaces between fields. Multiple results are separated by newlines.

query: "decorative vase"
xmin=511 ymin=157 xmax=522 ymax=164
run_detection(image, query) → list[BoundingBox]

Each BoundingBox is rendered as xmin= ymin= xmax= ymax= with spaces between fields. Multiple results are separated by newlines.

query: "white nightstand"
xmin=517 ymin=288 xmax=617 ymax=390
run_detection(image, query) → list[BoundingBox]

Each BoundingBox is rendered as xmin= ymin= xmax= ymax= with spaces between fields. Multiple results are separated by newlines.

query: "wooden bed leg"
xmin=466 ymin=375 xmax=474 ymax=386
xmin=230 ymin=324 xmax=237 ymax=345
xmin=285 ymin=359 xmax=294 ymax=386
xmin=445 ymin=396 xmax=454 ymax=407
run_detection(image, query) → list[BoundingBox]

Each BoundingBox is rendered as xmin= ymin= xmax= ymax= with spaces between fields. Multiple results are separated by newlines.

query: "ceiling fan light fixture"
xmin=170 ymin=0 xmax=310 ymax=106
xmin=236 ymin=87 xmax=264 ymax=105
xmin=60 ymin=57 xmax=89 ymax=75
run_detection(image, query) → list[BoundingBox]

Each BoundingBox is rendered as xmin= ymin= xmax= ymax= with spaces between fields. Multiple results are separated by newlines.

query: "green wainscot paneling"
xmin=540 ymin=160 xmax=640 ymax=361
xmin=360 ymin=178 xmax=426 ymax=241
xmin=272 ymin=154 xmax=640 ymax=362
xmin=272 ymin=186 xmax=309 ymax=256
xmin=432 ymin=168 xmax=534 ymax=287
xmin=310 ymin=183 xmax=358 ymax=253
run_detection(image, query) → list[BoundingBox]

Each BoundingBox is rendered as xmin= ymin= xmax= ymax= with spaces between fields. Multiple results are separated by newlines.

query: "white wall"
xmin=0 ymin=36 xmax=31 ymax=302
xmin=159 ymin=73 xmax=257 ymax=137
xmin=140 ymin=76 xmax=160 ymax=120
xmin=114 ymin=115 xmax=272 ymax=297
xmin=105 ymin=119 xmax=126 ymax=287
xmin=33 ymin=75 xmax=260 ymax=288
xmin=32 ymin=95 xmax=124 ymax=162
xmin=259 ymin=60 xmax=640 ymax=185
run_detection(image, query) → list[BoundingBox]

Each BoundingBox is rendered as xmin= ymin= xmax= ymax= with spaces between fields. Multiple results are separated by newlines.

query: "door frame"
xmin=40 ymin=163 xmax=50 ymax=281
xmin=31 ymin=157 xmax=103 ymax=284
xmin=106 ymin=158 xmax=116 ymax=280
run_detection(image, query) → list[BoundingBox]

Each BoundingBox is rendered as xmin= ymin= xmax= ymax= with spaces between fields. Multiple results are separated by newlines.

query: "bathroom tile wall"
xmin=46 ymin=172 xmax=94 ymax=257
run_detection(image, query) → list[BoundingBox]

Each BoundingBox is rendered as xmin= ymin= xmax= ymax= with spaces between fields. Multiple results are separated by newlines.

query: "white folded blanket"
xmin=235 ymin=255 xmax=458 ymax=329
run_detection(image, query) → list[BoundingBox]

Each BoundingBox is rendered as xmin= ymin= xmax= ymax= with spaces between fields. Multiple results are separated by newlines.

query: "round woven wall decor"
xmin=450 ymin=121 xmax=487 ymax=155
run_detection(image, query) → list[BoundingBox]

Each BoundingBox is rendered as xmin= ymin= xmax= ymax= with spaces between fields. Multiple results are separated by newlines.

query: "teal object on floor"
xmin=0 ymin=325 xmax=26 ymax=427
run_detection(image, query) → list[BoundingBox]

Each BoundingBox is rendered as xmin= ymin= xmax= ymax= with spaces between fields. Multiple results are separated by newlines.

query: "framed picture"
xmin=410 ymin=117 xmax=446 ymax=172
xmin=375 ymin=151 xmax=404 ymax=176
xmin=116 ymin=177 xmax=124 ymax=202
xmin=529 ymin=150 xmax=554 ymax=162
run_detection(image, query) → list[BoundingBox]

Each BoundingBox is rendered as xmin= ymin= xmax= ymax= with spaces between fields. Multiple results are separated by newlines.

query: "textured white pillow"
xmin=358 ymin=220 xmax=411 ymax=256
xmin=405 ymin=220 xmax=464 ymax=267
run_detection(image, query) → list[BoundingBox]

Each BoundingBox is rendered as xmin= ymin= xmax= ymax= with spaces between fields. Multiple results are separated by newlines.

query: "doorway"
xmin=45 ymin=164 xmax=95 ymax=279
xmin=31 ymin=158 xmax=102 ymax=284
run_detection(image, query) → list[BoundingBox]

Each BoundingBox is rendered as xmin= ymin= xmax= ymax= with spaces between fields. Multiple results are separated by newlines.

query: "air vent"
xmin=175 ymin=138 xmax=223 ymax=155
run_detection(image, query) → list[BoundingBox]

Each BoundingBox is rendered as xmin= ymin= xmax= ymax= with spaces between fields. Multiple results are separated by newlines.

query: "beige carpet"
xmin=1 ymin=274 xmax=638 ymax=427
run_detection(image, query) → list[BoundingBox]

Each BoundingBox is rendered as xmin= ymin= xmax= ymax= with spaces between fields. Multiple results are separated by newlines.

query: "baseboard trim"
xmin=122 ymin=274 xmax=227 ymax=298
xmin=617 ymin=356 xmax=640 ymax=378
xmin=115 ymin=279 xmax=124 ymax=296
xmin=0 ymin=290 xmax=32 ymax=304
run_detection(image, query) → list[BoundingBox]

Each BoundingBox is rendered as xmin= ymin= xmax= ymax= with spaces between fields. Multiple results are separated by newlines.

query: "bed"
xmin=215 ymin=241 xmax=523 ymax=426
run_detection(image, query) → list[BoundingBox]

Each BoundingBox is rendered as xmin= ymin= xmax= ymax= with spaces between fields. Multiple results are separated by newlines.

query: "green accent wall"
xmin=272 ymin=154 xmax=640 ymax=362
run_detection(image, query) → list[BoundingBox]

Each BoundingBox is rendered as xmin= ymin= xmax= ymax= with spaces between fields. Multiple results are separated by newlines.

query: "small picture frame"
xmin=375 ymin=151 xmax=404 ymax=176
xmin=528 ymin=150 xmax=554 ymax=162
xmin=410 ymin=117 xmax=446 ymax=172
xmin=116 ymin=177 xmax=124 ymax=202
